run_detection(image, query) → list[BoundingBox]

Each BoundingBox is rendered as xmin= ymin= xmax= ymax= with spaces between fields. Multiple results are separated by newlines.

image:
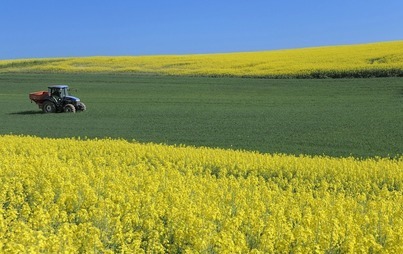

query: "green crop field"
xmin=0 ymin=73 xmax=401 ymax=157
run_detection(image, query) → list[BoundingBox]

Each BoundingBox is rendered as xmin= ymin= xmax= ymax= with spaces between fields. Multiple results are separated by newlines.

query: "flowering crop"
xmin=0 ymin=135 xmax=402 ymax=252
xmin=0 ymin=41 xmax=402 ymax=78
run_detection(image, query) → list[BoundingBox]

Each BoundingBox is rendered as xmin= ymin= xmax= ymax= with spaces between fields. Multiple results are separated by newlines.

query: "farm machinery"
xmin=29 ymin=85 xmax=86 ymax=113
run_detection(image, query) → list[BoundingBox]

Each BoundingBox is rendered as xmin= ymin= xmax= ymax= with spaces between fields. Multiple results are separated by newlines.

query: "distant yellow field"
xmin=1 ymin=135 xmax=402 ymax=252
xmin=1 ymin=41 xmax=402 ymax=78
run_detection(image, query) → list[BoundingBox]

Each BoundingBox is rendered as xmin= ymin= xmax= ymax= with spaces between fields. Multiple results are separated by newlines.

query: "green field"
xmin=0 ymin=73 xmax=402 ymax=157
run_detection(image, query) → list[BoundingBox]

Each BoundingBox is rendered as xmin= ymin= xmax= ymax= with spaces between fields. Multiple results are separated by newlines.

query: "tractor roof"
xmin=48 ymin=85 xmax=69 ymax=89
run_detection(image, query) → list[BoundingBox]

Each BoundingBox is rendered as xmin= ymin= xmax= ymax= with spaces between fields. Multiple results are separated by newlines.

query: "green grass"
xmin=0 ymin=73 xmax=402 ymax=157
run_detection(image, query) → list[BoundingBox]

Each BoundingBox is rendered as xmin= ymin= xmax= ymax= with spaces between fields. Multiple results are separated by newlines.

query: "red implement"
xmin=29 ymin=91 xmax=50 ymax=108
xmin=29 ymin=91 xmax=49 ymax=103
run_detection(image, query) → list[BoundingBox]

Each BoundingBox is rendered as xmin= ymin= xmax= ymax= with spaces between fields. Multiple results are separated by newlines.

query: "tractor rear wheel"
xmin=63 ymin=104 xmax=76 ymax=113
xmin=42 ymin=101 xmax=56 ymax=113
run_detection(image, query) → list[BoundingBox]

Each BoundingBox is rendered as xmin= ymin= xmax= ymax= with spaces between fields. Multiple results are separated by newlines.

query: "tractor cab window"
xmin=60 ymin=88 xmax=69 ymax=98
xmin=49 ymin=87 xmax=68 ymax=98
xmin=49 ymin=89 xmax=58 ymax=97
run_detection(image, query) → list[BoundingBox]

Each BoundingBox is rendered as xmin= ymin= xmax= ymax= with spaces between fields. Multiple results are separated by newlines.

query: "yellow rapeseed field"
xmin=0 ymin=135 xmax=402 ymax=253
xmin=1 ymin=41 xmax=402 ymax=78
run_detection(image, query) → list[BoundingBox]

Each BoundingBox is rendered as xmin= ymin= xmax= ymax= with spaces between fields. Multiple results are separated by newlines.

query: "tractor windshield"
xmin=60 ymin=88 xmax=69 ymax=97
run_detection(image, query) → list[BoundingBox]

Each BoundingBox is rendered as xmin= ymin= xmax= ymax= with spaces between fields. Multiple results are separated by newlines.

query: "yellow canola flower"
xmin=0 ymin=41 xmax=402 ymax=78
xmin=0 ymin=135 xmax=402 ymax=253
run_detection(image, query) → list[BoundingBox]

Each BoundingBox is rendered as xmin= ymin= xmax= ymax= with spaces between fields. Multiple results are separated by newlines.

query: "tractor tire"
xmin=42 ymin=101 xmax=56 ymax=113
xmin=63 ymin=104 xmax=76 ymax=113
xmin=77 ymin=102 xmax=86 ymax=111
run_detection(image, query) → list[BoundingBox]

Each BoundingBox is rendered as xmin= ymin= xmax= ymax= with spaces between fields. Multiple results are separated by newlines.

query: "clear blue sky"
xmin=1 ymin=0 xmax=402 ymax=60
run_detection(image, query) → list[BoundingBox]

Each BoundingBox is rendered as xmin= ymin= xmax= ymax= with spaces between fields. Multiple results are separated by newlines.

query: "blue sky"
xmin=1 ymin=0 xmax=402 ymax=59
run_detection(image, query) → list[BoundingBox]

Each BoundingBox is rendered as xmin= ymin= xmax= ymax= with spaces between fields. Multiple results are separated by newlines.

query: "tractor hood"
xmin=65 ymin=96 xmax=80 ymax=102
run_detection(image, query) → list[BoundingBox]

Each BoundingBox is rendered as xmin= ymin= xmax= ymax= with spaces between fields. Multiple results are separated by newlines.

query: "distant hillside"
xmin=1 ymin=41 xmax=402 ymax=78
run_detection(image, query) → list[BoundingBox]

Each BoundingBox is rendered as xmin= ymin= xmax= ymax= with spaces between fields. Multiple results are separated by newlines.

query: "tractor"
xmin=29 ymin=85 xmax=86 ymax=113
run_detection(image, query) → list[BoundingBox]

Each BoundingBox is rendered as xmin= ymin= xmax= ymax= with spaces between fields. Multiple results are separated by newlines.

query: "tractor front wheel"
xmin=63 ymin=104 xmax=76 ymax=113
xmin=42 ymin=101 xmax=56 ymax=113
xmin=77 ymin=102 xmax=86 ymax=111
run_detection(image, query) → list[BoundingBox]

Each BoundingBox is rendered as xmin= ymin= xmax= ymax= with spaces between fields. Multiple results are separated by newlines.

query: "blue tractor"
xmin=29 ymin=85 xmax=86 ymax=113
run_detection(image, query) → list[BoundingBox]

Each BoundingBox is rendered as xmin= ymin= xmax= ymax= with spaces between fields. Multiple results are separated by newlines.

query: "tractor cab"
xmin=49 ymin=85 xmax=69 ymax=99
